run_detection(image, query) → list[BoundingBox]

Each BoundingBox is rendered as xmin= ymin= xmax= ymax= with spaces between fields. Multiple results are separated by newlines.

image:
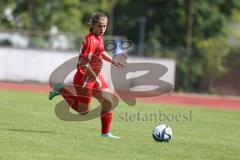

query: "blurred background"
xmin=0 ymin=0 xmax=240 ymax=96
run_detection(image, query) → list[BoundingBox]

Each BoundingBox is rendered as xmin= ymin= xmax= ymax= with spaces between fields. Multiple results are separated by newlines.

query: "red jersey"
xmin=77 ymin=33 xmax=104 ymax=76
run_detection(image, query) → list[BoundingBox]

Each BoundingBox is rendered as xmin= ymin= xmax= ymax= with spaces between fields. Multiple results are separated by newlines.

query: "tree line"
xmin=1 ymin=0 xmax=240 ymax=94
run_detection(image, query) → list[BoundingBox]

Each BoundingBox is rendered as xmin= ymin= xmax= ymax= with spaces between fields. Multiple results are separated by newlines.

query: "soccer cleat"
xmin=101 ymin=133 xmax=120 ymax=139
xmin=48 ymin=83 xmax=64 ymax=100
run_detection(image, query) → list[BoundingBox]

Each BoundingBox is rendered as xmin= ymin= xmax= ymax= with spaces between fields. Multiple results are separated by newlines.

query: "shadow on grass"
xmin=0 ymin=128 xmax=63 ymax=134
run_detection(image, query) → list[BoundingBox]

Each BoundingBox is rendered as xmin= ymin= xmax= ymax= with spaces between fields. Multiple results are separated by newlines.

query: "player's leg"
xmin=48 ymin=71 xmax=83 ymax=101
xmin=51 ymin=83 xmax=91 ymax=114
xmin=75 ymin=86 xmax=92 ymax=114
xmin=49 ymin=72 xmax=88 ymax=112
xmin=93 ymin=75 xmax=120 ymax=139
xmin=59 ymin=86 xmax=81 ymax=112
xmin=49 ymin=83 xmax=80 ymax=109
xmin=94 ymin=88 xmax=120 ymax=139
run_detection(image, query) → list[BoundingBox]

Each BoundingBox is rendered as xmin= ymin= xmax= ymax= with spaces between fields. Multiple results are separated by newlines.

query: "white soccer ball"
xmin=152 ymin=124 xmax=172 ymax=142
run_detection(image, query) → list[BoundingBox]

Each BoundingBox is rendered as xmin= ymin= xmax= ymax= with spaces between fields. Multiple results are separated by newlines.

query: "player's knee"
xmin=104 ymin=99 xmax=113 ymax=107
xmin=77 ymin=103 xmax=89 ymax=115
xmin=102 ymin=99 xmax=113 ymax=112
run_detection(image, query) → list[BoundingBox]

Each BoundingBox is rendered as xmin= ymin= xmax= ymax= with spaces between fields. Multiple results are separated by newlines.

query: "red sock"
xmin=101 ymin=110 xmax=112 ymax=134
xmin=60 ymin=88 xmax=79 ymax=111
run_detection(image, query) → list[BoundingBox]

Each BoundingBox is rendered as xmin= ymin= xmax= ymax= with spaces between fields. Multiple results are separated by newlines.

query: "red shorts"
xmin=73 ymin=71 xmax=108 ymax=104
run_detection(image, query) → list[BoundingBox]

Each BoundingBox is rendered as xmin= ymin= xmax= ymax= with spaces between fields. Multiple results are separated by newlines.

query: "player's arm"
xmin=102 ymin=51 xmax=127 ymax=69
xmin=79 ymin=57 xmax=102 ymax=88
xmin=79 ymin=60 xmax=102 ymax=88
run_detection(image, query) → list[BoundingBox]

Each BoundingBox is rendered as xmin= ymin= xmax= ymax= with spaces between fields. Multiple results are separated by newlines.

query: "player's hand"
xmin=95 ymin=77 xmax=102 ymax=88
xmin=112 ymin=60 xmax=127 ymax=70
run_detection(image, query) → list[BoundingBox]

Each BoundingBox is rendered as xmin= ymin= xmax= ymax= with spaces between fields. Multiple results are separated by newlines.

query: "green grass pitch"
xmin=0 ymin=89 xmax=239 ymax=160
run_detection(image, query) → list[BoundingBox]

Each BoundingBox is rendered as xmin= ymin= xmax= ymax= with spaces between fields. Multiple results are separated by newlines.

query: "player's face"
xmin=92 ymin=17 xmax=108 ymax=35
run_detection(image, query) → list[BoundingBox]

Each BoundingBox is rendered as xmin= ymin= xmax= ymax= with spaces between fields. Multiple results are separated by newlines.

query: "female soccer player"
xmin=49 ymin=12 xmax=126 ymax=139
